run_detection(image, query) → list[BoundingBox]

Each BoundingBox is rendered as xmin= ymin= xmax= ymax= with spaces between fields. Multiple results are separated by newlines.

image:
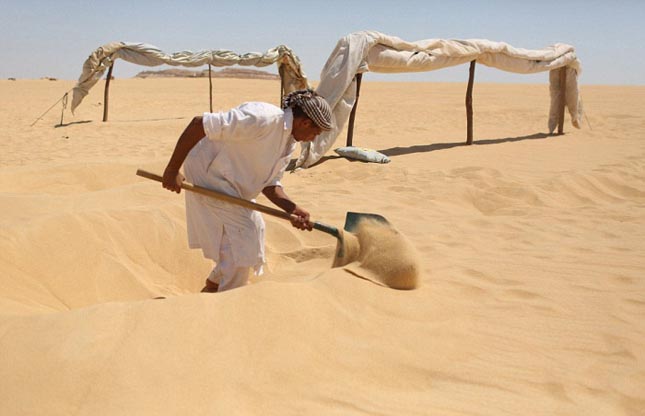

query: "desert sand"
xmin=1 ymin=77 xmax=644 ymax=415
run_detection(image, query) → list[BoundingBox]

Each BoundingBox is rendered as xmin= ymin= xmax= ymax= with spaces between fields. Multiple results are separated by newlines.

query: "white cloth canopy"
xmin=71 ymin=42 xmax=309 ymax=112
xmin=296 ymin=31 xmax=583 ymax=168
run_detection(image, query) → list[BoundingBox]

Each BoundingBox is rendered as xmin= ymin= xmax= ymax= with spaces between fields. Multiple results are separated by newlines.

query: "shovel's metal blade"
xmin=343 ymin=211 xmax=389 ymax=232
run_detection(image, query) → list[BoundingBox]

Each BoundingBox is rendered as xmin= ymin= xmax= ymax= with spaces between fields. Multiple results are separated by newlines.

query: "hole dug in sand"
xmin=332 ymin=219 xmax=420 ymax=290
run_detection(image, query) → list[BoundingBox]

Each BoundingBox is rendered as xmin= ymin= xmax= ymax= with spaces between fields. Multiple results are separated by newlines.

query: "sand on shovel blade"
xmin=332 ymin=219 xmax=420 ymax=290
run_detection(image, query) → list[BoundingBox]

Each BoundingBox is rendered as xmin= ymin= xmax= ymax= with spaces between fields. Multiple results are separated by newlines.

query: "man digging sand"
xmin=162 ymin=89 xmax=333 ymax=293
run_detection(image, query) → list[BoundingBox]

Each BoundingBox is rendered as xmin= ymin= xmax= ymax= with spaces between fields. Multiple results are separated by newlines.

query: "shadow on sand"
xmin=288 ymin=132 xmax=553 ymax=170
xmin=55 ymin=120 xmax=93 ymax=128
xmin=104 ymin=116 xmax=189 ymax=123
xmin=378 ymin=132 xmax=552 ymax=158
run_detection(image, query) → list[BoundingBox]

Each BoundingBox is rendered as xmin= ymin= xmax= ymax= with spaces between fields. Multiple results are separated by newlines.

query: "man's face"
xmin=292 ymin=118 xmax=323 ymax=142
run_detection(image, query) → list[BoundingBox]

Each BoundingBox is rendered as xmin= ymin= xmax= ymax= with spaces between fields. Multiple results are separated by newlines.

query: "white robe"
xmin=184 ymin=102 xmax=296 ymax=273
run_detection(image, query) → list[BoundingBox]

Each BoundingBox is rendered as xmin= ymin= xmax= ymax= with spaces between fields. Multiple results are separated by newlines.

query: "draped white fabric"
xmin=71 ymin=42 xmax=309 ymax=112
xmin=295 ymin=31 xmax=583 ymax=168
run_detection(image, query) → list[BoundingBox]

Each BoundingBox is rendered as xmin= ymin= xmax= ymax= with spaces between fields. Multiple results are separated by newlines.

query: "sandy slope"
xmin=1 ymin=78 xmax=644 ymax=415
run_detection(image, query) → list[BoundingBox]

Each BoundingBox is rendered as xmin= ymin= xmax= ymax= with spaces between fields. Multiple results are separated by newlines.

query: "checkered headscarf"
xmin=282 ymin=89 xmax=333 ymax=131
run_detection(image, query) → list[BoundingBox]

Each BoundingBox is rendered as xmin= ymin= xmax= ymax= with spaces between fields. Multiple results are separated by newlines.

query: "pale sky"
xmin=1 ymin=0 xmax=643 ymax=85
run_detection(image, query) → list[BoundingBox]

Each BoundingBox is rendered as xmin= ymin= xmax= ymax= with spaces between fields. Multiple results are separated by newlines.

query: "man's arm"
xmin=262 ymin=185 xmax=296 ymax=213
xmin=262 ymin=185 xmax=312 ymax=231
xmin=162 ymin=116 xmax=205 ymax=193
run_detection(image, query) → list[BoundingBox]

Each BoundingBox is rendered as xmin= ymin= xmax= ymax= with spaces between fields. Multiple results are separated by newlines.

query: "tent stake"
xmin=58 ymin=93 xmax=68 ymax=126
xmin=208 ymin=64 xmax=213 ymax=113
xmin=466 ymin=60 xmax=476 ymax=145
xmin=557 ymin=67 xmax=566 ymax=135
xmin=102 ymin=64 xmax=114 ymax=122
xmin=346 ymin=73 xmax=363 ymax=147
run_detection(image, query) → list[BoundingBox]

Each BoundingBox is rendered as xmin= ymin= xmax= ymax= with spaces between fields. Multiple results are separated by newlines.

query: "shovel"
xmin=135 ymin=169 xmax=387 ymax=261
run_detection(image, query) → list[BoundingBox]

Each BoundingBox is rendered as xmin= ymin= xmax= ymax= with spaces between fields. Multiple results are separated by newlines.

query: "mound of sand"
xmin=1 ymin=78 xmax=644 ymax=415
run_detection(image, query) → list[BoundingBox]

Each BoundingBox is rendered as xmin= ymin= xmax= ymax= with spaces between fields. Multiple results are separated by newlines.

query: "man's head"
xmin=282 ymin=89 xmax=333 ymax=142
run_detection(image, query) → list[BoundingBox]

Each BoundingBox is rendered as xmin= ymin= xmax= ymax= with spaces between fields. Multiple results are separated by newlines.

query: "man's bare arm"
xmin=162 ymin=116 xmax=205 ymax=193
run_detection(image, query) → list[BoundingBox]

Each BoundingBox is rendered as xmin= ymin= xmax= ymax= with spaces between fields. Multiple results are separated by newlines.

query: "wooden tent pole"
xmin=102 ymin=64 xmax=114 ymax=122
xmin=346 ymin=73 xmax=363 ymax=147
xmin=208 ymin=64 xmax=213 ymax=113
xmin=466 ymin=60 xmax=476 ymax=145
xmin=557 ymin=66 xmax=566 ymax=135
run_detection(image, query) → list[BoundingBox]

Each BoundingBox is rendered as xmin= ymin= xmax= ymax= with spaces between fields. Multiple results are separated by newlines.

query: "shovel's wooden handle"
xmin=136 ymin=169 xmax=292 ymax=221
xmin=136 ymin=169 xmax=341 ymax=239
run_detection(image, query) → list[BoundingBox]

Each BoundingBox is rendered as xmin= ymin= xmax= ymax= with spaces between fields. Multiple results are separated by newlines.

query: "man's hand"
xmin=261 ymin=185 xmax=313 ymax=231
xmin=290 ymin=205 xmax=313 ymax=231
xmin=162 ymin=168 xmax=185 ymax=193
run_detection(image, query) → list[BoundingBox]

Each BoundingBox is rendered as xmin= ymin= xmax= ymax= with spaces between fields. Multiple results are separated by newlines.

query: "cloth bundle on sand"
xmin=296 ymin=30 xmax=583 ymax=168
xmin=71 ymin=42 xmax=309 ymax=112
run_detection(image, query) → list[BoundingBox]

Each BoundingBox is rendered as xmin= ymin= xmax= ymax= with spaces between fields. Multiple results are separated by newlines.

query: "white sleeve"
xmin=202 ymin=108 xmax=264 ymax=142
xmin=266 ymin=177 xmax=283 ymax=188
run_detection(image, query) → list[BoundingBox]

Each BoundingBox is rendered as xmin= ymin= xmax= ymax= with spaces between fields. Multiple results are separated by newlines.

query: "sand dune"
xmin=1 ymin=78 xmax=644 ymax=415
